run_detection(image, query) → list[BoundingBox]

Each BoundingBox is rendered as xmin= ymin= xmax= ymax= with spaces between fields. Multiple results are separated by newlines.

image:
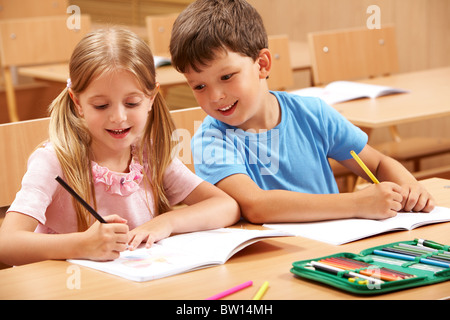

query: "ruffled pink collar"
xmin=92 ymin=156 xmax=144 ymax=196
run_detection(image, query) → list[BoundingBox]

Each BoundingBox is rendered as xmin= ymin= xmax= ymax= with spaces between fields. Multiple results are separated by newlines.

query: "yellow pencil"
xmin=252 ymin=281 xmax=269 ymax=300
xmin=350 ymin=150 xmax=380 ymax=184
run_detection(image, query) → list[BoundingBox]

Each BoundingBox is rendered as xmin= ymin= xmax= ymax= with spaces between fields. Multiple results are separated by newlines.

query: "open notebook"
xmin=292 ymin=80 xmax=408 ymax=105
xmin=264 ymin=206 xmax=450 ymax=245
xmin=68 ymin=228 xmax=291 ymax=282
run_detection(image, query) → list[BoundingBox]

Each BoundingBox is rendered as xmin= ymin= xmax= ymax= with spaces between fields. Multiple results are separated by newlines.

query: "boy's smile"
xmin=184 ymin=49 xmax=279 ymax=131
xmin=218 ymin=100 xmax=238 ymax=115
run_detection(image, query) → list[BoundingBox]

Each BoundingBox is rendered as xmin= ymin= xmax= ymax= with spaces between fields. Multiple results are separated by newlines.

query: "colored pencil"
xmin=416 ymin=238 xmax=449 ymax=252
xmin=373 ymin=249 xmax=450 ymax=268
xmin=320 ymin=257 xmax=412 ymax=280
xmin=384 ymin=247 xmax=450 ymax=263
xmin=252 ymin=281 xmax=269 ymax=300
xmin=400 ymin=243 xmax=450 ymax=257
xmin=205 ymin=281 xmax=253 ymax=300
xmin=55 ymin=175 xmax=106 ymax=223
xmin=310 ymin=261 xmax=384 ymax=284
xmin=350 ymin=150 xmax=380 ymax=184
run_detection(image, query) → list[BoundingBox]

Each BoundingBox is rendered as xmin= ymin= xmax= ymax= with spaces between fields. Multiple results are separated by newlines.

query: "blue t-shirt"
xmin=191 ymin=91 xmax=368 ymax=194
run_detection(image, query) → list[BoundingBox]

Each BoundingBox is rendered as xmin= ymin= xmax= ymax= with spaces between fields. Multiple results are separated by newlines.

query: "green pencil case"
xmin=290 ymin=240 xmax=450 ymax=295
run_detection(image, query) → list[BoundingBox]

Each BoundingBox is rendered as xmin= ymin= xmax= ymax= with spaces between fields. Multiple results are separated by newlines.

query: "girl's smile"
xmin=106 ymin=127 xmax=132 ymax=139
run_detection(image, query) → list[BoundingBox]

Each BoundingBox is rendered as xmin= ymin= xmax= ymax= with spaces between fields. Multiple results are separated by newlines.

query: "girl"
xmin=0 ymin=28 xmax=240 ymax=266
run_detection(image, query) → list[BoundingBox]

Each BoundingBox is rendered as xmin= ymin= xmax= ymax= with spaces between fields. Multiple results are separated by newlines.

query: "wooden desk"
xmin=18 ymin=63 xmax=187 ymax=93
xmin=0 ymin=178 xmax=449 ymax=300
xmin=332 ymin=67 xmax=450 ymax=130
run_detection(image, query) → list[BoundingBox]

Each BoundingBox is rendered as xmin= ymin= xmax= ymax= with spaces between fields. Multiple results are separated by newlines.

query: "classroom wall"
xmin=2 ymin=0 xmax=449 ymax=169
xmin=248 ymin=0 xmax=450 ymax=73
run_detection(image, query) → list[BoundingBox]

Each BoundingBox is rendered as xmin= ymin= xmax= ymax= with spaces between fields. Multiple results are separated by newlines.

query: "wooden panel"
xmin=267 ymin=35 xmax=294 ymax=90
xmin=0 ymin=118 xmax=50 ymax=207
xmin=0 ymin=15 xmax=91 ymax=67
xmin=0 ymin=0 xmax=68 ymax=19
xmin=308 ymin=26 xmax=399 ymax=85
xmin=145 ymin=13 xmax=178 ymax=57
xmin=170 ymin=107 xmax=207 ymax=172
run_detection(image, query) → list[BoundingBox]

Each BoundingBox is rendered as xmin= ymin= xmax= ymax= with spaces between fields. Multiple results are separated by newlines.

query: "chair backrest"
xmin=308 ymin=25 xmax=399 ymax=85
xmin=0 ymin=14 xmax=91 ymax=122
xmin=267 ymin=34 xmax=294 ymax=91
xmin=145 ymin=13 xmax=178 ymax=58
xmin=0 ymin=0 xmax=68 ymax=19
xmin=0 ymin=117 xmax=50 ymax=207
xmin=0 ymin=14 xmax=91 ymax=67
xmin=170 ymin=107 xmax=207 ymax=173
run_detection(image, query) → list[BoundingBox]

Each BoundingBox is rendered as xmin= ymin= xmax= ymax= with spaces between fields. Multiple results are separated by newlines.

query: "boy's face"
xmin=184 ymin=49 xmax=271 ymax=131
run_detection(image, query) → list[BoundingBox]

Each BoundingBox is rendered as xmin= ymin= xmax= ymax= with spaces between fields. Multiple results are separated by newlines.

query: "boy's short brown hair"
xmin=170 ymin=0 xmax=268 ymax=73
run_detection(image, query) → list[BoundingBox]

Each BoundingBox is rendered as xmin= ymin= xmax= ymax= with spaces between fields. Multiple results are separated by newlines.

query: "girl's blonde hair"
xmin=48 ymin=28 xmax=176 ymax=231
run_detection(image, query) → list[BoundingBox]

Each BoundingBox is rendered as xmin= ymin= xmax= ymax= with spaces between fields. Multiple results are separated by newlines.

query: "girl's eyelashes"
xmin=93 ymin=104 xmax=108 ymax=110
xmin=91 ymin=100 xmax=142 ymax=109
xmin=126 ymin=102 xmax=141 ymax=107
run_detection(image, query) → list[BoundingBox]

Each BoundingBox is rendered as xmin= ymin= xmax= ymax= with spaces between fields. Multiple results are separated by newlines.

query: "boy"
xmin=169 ymin=0 xmax=434 ymax=223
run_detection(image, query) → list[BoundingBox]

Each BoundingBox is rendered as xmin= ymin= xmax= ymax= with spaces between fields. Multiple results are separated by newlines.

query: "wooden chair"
xmin=308 ymin=25 xmax=450 ymax=175
xmin=0 ymin=117 xmax=50 ymax=208
xmin=0 ymin=14 xmax=91 ymax=122
xmin=170 ymin=107 xmax=207 ymax=173
xmin=267 ymin=35 xmax=294 ymax=91
xmin=308 ymin=26 xmax=399 ymax=86
xmin=145 ymin=13 xmax=178 ymax=58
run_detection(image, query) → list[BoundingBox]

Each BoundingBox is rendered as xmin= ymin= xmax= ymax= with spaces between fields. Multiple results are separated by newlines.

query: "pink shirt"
xmin=8 ymin=143 xmax=203 ymax=234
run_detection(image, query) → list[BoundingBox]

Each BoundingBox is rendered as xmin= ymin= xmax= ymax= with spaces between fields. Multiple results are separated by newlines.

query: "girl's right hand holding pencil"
xmin=79 ymin=215 xmax=129 ymax=261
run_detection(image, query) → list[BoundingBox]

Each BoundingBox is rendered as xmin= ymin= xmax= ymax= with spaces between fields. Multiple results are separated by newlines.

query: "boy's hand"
xmin=399 ymin=183 xmax=435 ymax=212
xmin=355 ymin=182 xmax=404 ymax=220
xmin=81 ymin=214 xmax=129 ymax=261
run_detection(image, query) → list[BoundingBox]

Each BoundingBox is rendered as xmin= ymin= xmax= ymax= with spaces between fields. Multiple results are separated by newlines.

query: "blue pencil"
xmin=373 ymin=250 xmax=450 ymax=268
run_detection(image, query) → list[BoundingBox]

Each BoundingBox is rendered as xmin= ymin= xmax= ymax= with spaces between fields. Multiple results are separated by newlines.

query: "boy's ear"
xmin=257 ymin=48 xmax=272 ymax=79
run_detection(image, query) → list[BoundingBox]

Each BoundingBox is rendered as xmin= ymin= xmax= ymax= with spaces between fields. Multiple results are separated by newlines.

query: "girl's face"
xmin=70 ymin=69 xmax=157 ymax=162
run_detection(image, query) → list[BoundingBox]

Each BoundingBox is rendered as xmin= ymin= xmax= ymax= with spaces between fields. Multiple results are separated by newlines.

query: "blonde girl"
xmin=0 ymin=28 xmax=239 ymax=266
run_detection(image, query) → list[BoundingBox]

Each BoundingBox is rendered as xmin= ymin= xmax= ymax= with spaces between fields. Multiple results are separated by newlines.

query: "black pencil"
xmin=55 ymin=175 xmax=106 ymax=223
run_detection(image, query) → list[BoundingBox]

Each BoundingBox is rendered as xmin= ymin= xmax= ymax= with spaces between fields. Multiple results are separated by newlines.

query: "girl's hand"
xmin=80 ymin=214 xmax=129 ymax=261
xmin=399 ymin=183 xmax=435 ymax=212
xmin=353 ymin=182 xmax=404 ymax=220
xmin=127 ymin=215 xmax=173 ymax=250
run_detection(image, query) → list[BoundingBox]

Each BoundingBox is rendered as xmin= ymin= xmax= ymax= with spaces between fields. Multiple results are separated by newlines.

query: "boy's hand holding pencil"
xmin=349 ymin=151 xmax=404 ymax=219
